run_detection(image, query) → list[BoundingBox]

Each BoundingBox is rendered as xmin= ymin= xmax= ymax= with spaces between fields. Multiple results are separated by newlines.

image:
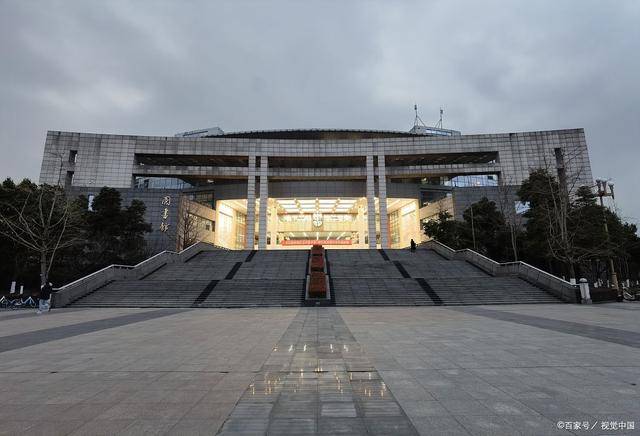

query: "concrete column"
xmin=357 ymin=204 xmax=367 ymax=248
xmin=378 ymin=154 xmax=389 ymax=248
xmin=366 ymin=155 xmax=377 ymax=248
xmin=269 ymin=204 xmax=278 ymax=248
xmin=258 ymin=156 xmax=269 ymax=249
xmin=245 ymin=155 xmax=256 ymax=249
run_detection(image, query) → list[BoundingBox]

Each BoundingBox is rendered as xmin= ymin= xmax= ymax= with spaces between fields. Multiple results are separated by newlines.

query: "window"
xmin=133 ymin=177 xmax=192 ymax=190
xmin=420 ymin=190 xmax=449 ymax=207
xmin=389 ymin=210 xmax=400 ymax=244
xmin=554 ymin=148 xmax=564 ymax=167
xmin=444 ymin=174 xmax=498 ymax=187
xmin=68 ymin=150 xmax=78 ymax=163
xmin=192 ymin=191 xmax=215 ymax=209
xmin=198 ymin=219 xmax=213 ymax=232
xmin=65 ymin=171 xmax=74 ymax=187
xmin=235 ymin=212 xmax=247 ymax=249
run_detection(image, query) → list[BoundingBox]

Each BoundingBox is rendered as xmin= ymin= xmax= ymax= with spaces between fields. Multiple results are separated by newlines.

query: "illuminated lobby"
xmin=215 ymin=197 xmax=421 ymax=249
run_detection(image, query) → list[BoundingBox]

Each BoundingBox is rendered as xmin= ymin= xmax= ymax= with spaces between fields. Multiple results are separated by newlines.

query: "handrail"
xmin=422 ymin=240 xmax=579 ymax=303
xmin=133 ymin=250 xmax=176 ymax=268
xmin=427 ymin=240 xmax=576 ymax=286
xmin=54 ymin=240 xmax=226 ymax=291
xmin=51 ymin=241 xmax=226 ymax=307
xmin=55 ymin=264 xmax=133 ymax=291
xmin=495 ymin=260 xmax=576 ymax=286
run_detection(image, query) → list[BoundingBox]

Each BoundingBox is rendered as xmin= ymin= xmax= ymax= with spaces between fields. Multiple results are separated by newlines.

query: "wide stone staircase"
xmin=327 ymin=250 xmax=434 ymax=306
xmin=197 ymin=250 xmax=307 ymax=307
xmin=69 ymin=249 xmax=307 ymax=308
xmin=67 ymin=247 xmax=562 ymax=308
xmin=327 ymin=249 xmax=561 ymax=306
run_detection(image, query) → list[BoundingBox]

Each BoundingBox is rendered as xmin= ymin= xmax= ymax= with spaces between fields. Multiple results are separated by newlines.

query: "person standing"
xmin=37 ymin=282 xmax=53 ymax=314
xmin=410 ymin=239 xmax=417 ymax=252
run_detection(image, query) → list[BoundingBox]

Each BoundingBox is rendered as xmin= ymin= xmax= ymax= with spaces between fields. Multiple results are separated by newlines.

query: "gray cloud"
xmin=1 ymin=0 xmax=638 ymax=224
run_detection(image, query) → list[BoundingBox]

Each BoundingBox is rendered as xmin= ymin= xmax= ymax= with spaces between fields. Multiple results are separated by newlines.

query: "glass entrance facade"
xmin=214 ymin=197 xmax=420 ymax=250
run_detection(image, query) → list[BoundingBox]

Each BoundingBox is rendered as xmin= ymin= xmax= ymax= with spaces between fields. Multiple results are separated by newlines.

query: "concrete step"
xmin=67 ymin=247 xmax=564 ymax=308
xmin=326 ymin=249 xmax=562 ymax=306
xmin=331 ymin=278 xmax=437 ymax=306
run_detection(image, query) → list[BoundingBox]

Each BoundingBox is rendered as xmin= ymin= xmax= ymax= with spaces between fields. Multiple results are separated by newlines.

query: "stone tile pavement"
xmin=0 ymin=303 xmax=638 ymax=435
xmin=217 ymin=308 xmax=418 ymax=435
xmin=0 ymin=308 xmax=298 ymax=435
xmin=339 ymin=303 xmax=640 ymax=435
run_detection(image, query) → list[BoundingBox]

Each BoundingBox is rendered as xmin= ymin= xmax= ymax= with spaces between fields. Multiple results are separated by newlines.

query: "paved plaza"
xmin=0 ymin=303 xmax=639 ymax=435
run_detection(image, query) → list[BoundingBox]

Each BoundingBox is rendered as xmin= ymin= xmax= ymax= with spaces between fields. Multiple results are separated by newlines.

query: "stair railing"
xmin=422 ymin=240 xmax=580 ymax=303
xmin=51 ymin=241 xmax=224 ymax=308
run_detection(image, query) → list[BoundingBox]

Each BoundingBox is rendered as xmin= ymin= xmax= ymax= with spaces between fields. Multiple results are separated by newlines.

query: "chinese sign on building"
xmin=160 ymin=196 xmax=171 ymax=232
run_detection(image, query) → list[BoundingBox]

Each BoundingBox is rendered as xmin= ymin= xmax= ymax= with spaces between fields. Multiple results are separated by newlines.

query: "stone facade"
xmin=39 ymin=128 xmax=593 ymax=251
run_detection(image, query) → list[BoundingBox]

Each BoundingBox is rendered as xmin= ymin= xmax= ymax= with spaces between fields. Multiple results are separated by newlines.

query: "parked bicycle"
xmin=0 ymin=296 xmax=37 ymax=310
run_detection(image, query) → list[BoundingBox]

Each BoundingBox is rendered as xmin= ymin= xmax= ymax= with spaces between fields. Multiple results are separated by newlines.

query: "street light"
xmin=595 ymin=179 xmax=621 ymax=301
xmin=45 ymin=150 xmax=65 ymax=187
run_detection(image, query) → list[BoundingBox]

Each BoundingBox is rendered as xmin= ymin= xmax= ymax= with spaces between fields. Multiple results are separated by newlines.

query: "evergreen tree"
xmin=0 ymin=178 xmax=40 ymax=291
xmin=0 ymin=185 xmax=153 ymax=289
xmin=461 ymin=197 xmax=513 ymax=261
xmin=422 ymin=198 xmax=515 ymax=261
xmin=518 ymin=170 xmax=637 ymax=284
xmin=84 ymin=188 xmax=151 ymax=267
xmin=517 ymin=169 xmax=558 ymax=269
xmin=0 ymin=178 xmax=84 ymax=288
xmin=604 ymin=211 xmax=640 ymax=285
xmin=121 ymin=199 xmax=152 ymax=264
xmin=422 ymin=211 xmax=471 ymax=250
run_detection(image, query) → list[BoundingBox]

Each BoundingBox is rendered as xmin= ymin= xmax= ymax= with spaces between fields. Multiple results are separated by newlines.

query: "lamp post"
xmin=595 ymin=179 xmax=621 ymax=301
xmin=469 ymin=203 xmax=477 ymax=251
xmin=46 ymin=150 xmax=65 ymax=187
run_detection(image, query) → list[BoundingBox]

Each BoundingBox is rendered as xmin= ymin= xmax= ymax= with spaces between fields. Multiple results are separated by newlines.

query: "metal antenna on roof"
xmin=413 ymin=104 xmax=427 ymax=128
xmin=435 ymin=107 xmax=444 ymax=129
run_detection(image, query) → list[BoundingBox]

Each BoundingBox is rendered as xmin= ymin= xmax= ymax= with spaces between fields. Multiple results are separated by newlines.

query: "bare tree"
xmin=494 ymin=175 xmax=523 ymax=261
xmin=0 ymin=185 xmax=83 ymax=286
xmin=175 ymin=195 xmax=206 ymax=251
xmin=523 ymin=147 xmax=610 ymax=282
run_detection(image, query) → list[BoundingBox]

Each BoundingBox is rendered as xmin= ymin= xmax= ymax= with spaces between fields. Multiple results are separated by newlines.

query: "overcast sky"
xmin=1 ymin=0 xmax=639 ymax=225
